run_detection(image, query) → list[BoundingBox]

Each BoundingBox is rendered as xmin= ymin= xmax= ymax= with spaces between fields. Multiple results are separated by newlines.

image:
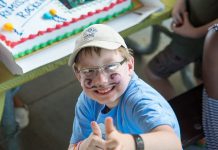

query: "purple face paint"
xmin=83 ymin=78 xmax=93 ymax=89
xmin=81 ymin=73 xmax=121 ymax=89
xmin=110 ymin=73 xmax=121 ymax=84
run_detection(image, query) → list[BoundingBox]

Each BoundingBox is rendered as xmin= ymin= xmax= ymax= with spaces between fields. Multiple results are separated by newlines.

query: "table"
xmin=0 ymin=0 xmax=175 ymax=149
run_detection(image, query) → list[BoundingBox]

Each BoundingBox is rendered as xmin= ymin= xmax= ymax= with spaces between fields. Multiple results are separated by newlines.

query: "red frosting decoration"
xmin=110 ymin=2 xmax=116 ymax=7
xmin=46 ymin=28 xmax=53 ymax=32
xmin=0 ymin=35 xmax=6 ymax=41
xmin=55 ymin=24 xmax=62 ymax=29
xmin=117 ymin=0 xmax=124 ymax=3
xmin=63 ymin=21 xmax=70 ymax=26
xmin=80 ymin=14 xmax=88 ymax=19
xmin=5 ymin=41 xmax=11 ymax=46
xmin=96 ymin=9 xmax=101 ymax=14
xmin=20 ymin=37 xmax=28 ymax=42
xmin=10 ymin=42 xmax=16 ymax=48
xmin=71 ymin=18 xmax=79 ymax=23
xmin=38 ymin=31 xmax=45 ymax=35
xmin=88 ymin=12 xmax=94 ymax=16
xmin=103 ymin=6 xmax=110 ymax=11
xmin=29 ymin=34 xmax=35 ymax=39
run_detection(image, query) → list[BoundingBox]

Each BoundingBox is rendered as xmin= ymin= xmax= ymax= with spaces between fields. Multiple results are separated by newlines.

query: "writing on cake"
xmin=0 ymin=0 xmax=46 ymax=19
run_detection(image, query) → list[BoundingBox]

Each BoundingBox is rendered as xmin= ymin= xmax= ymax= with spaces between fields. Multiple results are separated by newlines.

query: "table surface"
xmin=0 ymin=0 xmax=175 ymax=121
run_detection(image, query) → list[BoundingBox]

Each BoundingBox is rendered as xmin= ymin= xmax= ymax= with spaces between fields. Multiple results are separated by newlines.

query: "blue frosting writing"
xmin=0 ymin=0 xmax=26 ymax=19
xmin=0 ymin=0 xmax=7 ymax=9
xmin=16 ymin=0 xmax=45 ymax=18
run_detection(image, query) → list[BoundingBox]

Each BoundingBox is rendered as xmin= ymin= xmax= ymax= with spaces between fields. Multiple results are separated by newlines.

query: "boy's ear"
xmin=74 ymin=71 xmax=81 ymax=81
xmin=73 ymin=65 xmax=81 ymax=81
xmin=127 ymin=56 xmax=134 ymax=73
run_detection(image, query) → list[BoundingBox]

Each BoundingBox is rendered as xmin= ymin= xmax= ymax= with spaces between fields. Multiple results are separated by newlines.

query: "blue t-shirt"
xmin=70 ymin=72 xmax=181 ymax=144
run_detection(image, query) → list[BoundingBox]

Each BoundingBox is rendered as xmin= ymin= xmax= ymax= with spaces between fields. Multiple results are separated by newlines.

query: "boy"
xmin=68 ymin=24 xmax=182 ymax=150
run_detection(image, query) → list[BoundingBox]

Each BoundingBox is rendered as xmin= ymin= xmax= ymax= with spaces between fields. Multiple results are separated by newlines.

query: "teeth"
xmin=97 ymin=87 xmax=112 ymax=94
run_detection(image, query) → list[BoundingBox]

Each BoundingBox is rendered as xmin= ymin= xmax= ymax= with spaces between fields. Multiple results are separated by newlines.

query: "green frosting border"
xmin=13 ymin=3 xmax=134 ymax=59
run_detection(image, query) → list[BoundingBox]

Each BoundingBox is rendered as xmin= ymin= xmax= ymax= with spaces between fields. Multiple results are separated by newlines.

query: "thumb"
xmin=91 ymin=121 xmax=102 ymax=137
xmin=105 ymin=117 xmax=115 ymax=135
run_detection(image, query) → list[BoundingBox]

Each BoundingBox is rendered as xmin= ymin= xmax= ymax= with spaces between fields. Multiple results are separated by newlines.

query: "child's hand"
xmin=80 ymin=121 xmax=105 ymax=150
xmin=105 ymin=117 xmax=134 ymax=150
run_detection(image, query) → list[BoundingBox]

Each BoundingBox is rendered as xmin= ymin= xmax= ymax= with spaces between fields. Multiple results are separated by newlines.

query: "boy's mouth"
xmin=95 ymin=85 xmax=115 ymax=95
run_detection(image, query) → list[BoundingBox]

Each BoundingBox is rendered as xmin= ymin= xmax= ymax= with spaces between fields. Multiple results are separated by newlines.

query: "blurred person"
xmin=202 ymin=24 xmax=218 ymax=150
xmin=145 ymin=0 xmax=218 ymax=99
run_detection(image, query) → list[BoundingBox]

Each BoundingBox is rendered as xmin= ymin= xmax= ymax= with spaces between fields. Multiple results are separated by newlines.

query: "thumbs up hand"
xmin=79 ymin=121 xmax=105 ymax=150
xmin=105 ymin=117 xmax=134 ymax=150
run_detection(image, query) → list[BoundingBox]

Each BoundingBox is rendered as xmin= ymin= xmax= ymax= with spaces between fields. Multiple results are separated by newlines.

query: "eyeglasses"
xmin=76 ymin=58 xmax=127 ymax=78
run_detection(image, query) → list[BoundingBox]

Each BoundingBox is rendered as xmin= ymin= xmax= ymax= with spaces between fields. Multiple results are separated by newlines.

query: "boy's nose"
xmin=94 ymin=70 xmax=109 ymax=85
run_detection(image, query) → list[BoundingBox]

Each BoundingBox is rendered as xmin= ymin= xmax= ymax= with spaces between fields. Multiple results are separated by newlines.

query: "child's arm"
xmin=172 ymin=11 xmax=218 ymax=38
xmin=139 ymin=125 xmax=182 ymax=150
xmin=105 ymin=117 xmax=182 ymax=150
xmin=68 ymin=121 xmax=105 ymax=150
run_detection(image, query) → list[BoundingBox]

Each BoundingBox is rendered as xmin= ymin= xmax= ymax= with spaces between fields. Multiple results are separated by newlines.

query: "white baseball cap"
xmin=68 ymin=24 xmax=127 ymax=66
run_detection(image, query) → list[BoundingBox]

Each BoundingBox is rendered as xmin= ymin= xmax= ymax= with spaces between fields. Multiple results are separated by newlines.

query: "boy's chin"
xmin=95 ymin=98 xmax=118 ymax=105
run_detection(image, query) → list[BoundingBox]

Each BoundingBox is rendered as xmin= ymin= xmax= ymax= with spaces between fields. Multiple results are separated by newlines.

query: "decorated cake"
xmin=0 ymin=0 xmax=133 ymax=74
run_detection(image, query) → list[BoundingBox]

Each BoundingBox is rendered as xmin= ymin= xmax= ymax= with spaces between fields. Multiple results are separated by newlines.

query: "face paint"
xmin=109 ymin=73 xmax=121 ymax=84
xmin=83 ymin=78 xmax=93 ymax=89
xmin=81 ymin=73 xmax=121 ymax=89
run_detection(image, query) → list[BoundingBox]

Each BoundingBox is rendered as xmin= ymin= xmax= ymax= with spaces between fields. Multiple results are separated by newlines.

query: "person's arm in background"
xmin=171 ymin=0 xmax=218 ymax=38
xmin=203 ymin=24 xmax=218 ymax=99
xmin=105 ymin=117 xmax=182 ymax=150
xmin=202 ymin=24 xmax=218 ymax=149
xmin=172 ymin=12 xmax=218 ymax=38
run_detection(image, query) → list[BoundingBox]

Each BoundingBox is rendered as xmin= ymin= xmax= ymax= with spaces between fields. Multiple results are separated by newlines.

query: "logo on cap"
xmin=82 ymin=27 xmax=97 ymax=41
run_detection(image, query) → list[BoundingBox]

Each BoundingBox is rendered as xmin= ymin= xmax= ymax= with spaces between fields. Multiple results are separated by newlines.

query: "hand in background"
xmin=105 ymin=117 xmax=134 ymax=150
xmin=172 ymin=0 xmax=186 ymax=26
xmin=80 ymin=121 xmax=105 ymax=150
xmin=172 ymin=12 xmax=198 ymax=38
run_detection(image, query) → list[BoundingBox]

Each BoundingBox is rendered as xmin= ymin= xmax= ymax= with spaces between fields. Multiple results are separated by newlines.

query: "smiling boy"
xmin=68 ymin=24 xmax=182 ymax=150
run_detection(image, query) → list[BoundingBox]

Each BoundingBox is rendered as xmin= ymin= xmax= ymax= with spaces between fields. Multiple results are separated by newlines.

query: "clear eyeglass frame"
xmin=76 ymin=58 xmax=127 ymax=78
